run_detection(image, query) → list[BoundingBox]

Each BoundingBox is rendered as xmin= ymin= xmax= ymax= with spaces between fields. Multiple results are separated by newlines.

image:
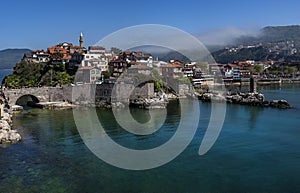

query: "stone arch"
xmin=15 ymin=94 xmax=40 ymax=106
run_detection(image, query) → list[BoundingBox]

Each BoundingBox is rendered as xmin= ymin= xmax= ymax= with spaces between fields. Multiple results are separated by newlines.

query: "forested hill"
xmin=0 ymin=49 xmax=31 ymax=69
xmin=212 ymin=25 xmax=300 ymax=63
xmin=236 ymin=25 xmax=300 ymax=45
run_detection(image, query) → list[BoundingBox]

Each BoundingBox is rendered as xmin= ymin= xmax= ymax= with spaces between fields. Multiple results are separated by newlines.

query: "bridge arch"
xmin=3 ymin=87 xmax=66 ymax=106
xmin=15 ymin=94 xmax=40 ymax=106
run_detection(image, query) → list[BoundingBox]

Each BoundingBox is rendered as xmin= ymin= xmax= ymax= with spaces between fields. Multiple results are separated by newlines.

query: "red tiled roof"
xmin=162 ymin=63 xmax=183 ymax=68
xmin=135 ymin=52 xmax=143 ymax=55
xmin=78 ymin=66 xmax=95 ymax=70
xmin=48 ymin=46 xmax=68 ymax=54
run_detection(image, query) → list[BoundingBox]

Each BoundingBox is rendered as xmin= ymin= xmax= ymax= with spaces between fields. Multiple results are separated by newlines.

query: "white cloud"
xmin=196 ymin=27 xmax=261 ymax=46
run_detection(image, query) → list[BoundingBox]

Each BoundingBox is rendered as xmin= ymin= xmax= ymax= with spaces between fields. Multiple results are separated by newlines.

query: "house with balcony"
xmin=22 ymin=50 xmax=50 ymax=63
xmin=161 ymin=63 xmax=183 ymax=78
xmin=109 ymin=58 xmax=128 ymax=77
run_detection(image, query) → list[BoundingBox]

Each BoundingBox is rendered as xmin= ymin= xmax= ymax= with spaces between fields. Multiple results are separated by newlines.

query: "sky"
xmin=1 ymin=0 xmax=300 ymax=50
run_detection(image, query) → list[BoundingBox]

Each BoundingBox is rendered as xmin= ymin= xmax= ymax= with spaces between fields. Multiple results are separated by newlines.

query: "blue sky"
xmin=1 ymin=0 xmax=300 ymax=50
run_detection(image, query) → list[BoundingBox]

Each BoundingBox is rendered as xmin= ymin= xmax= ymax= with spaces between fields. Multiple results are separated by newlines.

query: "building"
xmin=80 ymin=46 xmax=113 ymax=72
xmin=119 ymin=51 xmax=153 ymax=66
xmin=22 ymin=50 xmax=50 ymax=63
xmin=76 ymin=66 xmax=102 ymax=84
xmin=47 ymin=46 xmax=68 ymax=55
xmin=161 ymin=63 xmax=183 ymax=78
xmin=69 ymin=52 xmax=85 ymax=66
xmin=182 ymin=63 xmax=196 ymax=77
xmin=127 ymin=64 xmax=152 ymax=77
xmin=209 ymin=63 xmax=224 ymax=77
xmin=109 ymin=58 xmax=129 ymax=77
xmin=237 ymin=62 xmax=252 ymax=78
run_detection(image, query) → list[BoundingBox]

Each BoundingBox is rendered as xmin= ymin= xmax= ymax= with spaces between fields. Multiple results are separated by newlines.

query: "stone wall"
xmin=71 ymin=83 xmax=154 ymax=104
xmin=3 ymin=82 xmax=154 ymax=106
xmin=4 ymin=87 xmax=64 ymax=105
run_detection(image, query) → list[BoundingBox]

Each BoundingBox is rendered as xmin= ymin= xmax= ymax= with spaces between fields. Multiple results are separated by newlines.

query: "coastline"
xmin=9 ymin=81 xmax=298 ymax=111
xmin=0 ymin=106 xmax=22 ymax=145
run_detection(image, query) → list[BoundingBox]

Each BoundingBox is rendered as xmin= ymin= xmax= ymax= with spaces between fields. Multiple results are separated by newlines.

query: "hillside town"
xmin=17 ymin=32 xmax=300 ymax=89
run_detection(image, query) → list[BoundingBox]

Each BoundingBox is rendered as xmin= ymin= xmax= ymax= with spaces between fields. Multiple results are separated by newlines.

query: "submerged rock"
xmin=270 ymin=100 xmax=292 ymax=109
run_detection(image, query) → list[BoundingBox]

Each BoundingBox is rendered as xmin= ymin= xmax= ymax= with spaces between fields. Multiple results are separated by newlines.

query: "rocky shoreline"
xmin=0 ymin=109 xmax=22 ymax=144
xmin=198 ymin=92 xmax=292 ymax=109
xmin=71 ymin=91 xmax=178 ymax=109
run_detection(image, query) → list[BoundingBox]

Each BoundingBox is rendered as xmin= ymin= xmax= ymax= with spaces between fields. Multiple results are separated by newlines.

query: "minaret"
xmin=79 ymin=32 xmax=83 ymax=48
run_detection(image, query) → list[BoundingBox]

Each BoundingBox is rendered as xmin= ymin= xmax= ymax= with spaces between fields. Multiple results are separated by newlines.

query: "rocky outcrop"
xmin=226 ymin=92 xmax=265 ymax=106
xmin=269 ymin=100 xmax=292 ymax=109
xmin=198 ymin=92 xmax=292 ymax=109
xmin=130 ymin=91 xmax=172 ymax=109
xmin=0 ymin=110 xmax=21 ymax=144
xmin=199 ymin=92 xmax=226 ymax=102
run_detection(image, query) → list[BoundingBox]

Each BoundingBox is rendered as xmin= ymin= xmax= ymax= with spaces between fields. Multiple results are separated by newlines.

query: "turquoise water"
xmin=0 ymin=85 xmax=299 ymax=192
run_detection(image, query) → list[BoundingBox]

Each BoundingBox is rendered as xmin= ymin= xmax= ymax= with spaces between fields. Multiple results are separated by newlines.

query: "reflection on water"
xmin=0 ymin=85 xmax=299 ymax=192
xmin=247 ymin=106 xmax=264 ymax=130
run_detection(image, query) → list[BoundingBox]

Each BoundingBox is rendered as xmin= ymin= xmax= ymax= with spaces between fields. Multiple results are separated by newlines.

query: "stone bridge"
xmin=3 ymin=87 xmax=66 ymax=106
xmin=2 ymin=83 xmax=155 ymax=106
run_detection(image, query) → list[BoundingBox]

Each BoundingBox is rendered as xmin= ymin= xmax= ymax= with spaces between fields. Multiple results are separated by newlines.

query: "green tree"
xmin=154 ymin=81 xmax=163 ymax=92
xmin=54 ymin=71 xmax=74 ymax=85
xmin=102 ymin=71 xmax=111 ymax=79
xmin=253 ymin=65 xmax=263 ymax=74
xmin=2 ymin=60 xmax=76 ymax=88
xmin=284 ymin=66 xmax=298 ymax=75
xmin=2 ymin=74 xmax=20 ymax=88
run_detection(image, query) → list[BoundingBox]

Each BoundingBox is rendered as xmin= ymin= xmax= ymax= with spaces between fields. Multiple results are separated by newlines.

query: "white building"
xmin=81 ymin=46 xmax=114 ymax=72
xmin=76 ymin=66 xmax=102 ymax=84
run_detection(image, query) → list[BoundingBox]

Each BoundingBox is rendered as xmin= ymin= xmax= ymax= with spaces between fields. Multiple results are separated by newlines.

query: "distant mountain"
xmin=235 ymin=25 xmax=300 ymax=45
xmin=212 ymin=46 xmax=275 ymax=63
xmin=130 ymin=26 xmax=300 ymax=64
xmin=0 ymin=49 xmax=31 ymax=69
xmin=212 ymin=25 xmax=300 ymax=63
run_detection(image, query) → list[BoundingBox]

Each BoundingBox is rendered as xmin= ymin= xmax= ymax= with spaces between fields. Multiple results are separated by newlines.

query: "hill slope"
xmin=0 ymin=49 xmax=31 ymax=69
xmin=212 ymin=25 xmax=300 ymax=63
xmin=235 ymin=25 xmax=300 ymax=45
